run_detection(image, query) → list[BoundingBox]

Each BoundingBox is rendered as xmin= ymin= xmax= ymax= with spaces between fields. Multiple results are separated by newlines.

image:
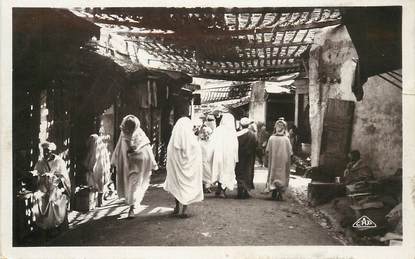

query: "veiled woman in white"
xmin=84 ymin=134 xmax=111 ymax=208
xmin=164 ymin=117 xmax=203 ymax=218
xmin=210 ymin=113 xmax=238 ymax=197
xmin=111 ymin=115 xmax=158 ymax=218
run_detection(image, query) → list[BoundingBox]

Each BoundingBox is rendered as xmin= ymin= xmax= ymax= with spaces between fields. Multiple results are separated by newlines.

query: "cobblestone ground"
xmin=47 ymin=167 xmax=342 ymax=246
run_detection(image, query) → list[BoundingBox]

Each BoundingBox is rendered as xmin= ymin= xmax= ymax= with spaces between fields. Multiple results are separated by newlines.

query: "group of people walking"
xmin=31 ymin=112 xmax=293 ymax=233
xmin=162 ymin=112 xmax=294 ymax=217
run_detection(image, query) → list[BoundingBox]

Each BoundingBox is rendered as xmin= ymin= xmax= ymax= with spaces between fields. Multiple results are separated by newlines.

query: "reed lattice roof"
xmin=195 ymin=83 xmax=252 ymax=103
xmin=72 ymin=7 xmax=342 ymax=81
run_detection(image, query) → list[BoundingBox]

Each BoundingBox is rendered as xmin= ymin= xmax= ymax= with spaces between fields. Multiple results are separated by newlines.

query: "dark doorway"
xmin=265 ymin=93 xmax=295 ymax=131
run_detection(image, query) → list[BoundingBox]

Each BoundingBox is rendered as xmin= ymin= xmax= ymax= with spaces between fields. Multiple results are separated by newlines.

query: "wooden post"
xmin=295 ymin=92 xmax=299 ymax=127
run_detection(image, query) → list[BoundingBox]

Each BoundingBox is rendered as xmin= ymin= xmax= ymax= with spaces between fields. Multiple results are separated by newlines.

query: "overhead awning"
xmin=195 ymin=83 xmax=252 ymax=104
xmin=71 ymin=7 xmax=342 ymax=81
xmin=225 ymin=96 xmax=251 ymax=108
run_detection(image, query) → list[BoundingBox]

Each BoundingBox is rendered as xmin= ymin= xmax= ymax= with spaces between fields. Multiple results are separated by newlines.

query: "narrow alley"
xmin=45 ymin=168 xmax=341 ymax=246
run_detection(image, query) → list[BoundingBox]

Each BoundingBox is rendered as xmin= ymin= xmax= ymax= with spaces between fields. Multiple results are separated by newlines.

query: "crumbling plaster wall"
xmin=308 ymin=25 xmax=358 ymax=167
xmin=350 ymin=71 xmax=402 ymax=177
xmin=308 ymin=25 xmax=402 ymax=178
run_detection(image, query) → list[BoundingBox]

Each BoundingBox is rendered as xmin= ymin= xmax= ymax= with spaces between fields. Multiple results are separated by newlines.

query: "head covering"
xmin=164 ymin=116 xmax=203 ymax=205
xmin=40 ymin=141 xmax=57 ymax=151
xmin=169 ymin=117 xmax=195 ymax=151
xmin=210 ymin=113 xmax=238 ymax=190
xmin=119 ymin=115 xmax=150 ymax=152
xmin=219 ymin=113 xmax=236 ymax=131
xmin=274 ymin=119 xmax=287 ymax=136
xmin=120 ymin=115 xmax=140 ymax=134
xmin=240 ymin=117 xmax=251 ymax=127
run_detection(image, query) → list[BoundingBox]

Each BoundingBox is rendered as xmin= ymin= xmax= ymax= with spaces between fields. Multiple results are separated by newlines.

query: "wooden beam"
xmin=265 ymin=13 xmax=281 ymax=27
xmin=244 ymin=13 xmax=252 ymax=29
xmin=114 ymin=18 xmax=341 ymax=38
xmin=253 ymin=13 xmax=266 ymax=28
xmin=289 ymin=29 xmax=299 ymax=43
xmin=200 ymin=61 xmax=301 ymax=70
xmin=275 ymin=31 xmax=286 ymax=60
xmin=276 ymin=12 xmax=293 ymax=28
xmin=88 ymin=7 xmax=326 ymax=16
xmin=196 ymin=67 xmax=301 ymax=81
xmin=287 ymin=12 xmax=302 ymax=27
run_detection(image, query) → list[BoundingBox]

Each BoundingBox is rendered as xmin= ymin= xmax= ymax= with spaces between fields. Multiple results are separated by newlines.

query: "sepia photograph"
xmin=1 ymin=1 xmax=414 ymax=258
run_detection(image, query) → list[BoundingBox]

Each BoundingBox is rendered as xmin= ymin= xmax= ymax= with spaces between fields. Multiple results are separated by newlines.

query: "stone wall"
xmin=350 ymin=71 xmax=402 ymax=177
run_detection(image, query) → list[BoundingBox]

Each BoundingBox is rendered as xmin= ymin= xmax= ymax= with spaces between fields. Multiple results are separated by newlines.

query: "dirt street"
xmin=48 ymin=168 xmax=342 ymax=246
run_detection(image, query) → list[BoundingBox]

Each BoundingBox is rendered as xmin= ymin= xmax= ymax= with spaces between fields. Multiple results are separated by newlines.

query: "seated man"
xmin=343 ymin=150 xmax=374 ymax=185
xmin=32 ymin=141 xmax=71 ymax=232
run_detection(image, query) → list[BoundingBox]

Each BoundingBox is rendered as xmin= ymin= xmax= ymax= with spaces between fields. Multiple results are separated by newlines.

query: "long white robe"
xmin=210 ymin=113 xmax=239 ymax=190
xmin=164 ymin=117 xmax=203 ymax=205
xmin=84 ymin=134 xmax=111 ymax=193
xmin=264 ymin=134 xmax=293 ymax=192
xmin=33 ymin=155 xmax=71 ymax=229
xmin=199 ymin=138 xmax=214 ymax=185
xmin=111 ymin=126 xmax=158 ymax=206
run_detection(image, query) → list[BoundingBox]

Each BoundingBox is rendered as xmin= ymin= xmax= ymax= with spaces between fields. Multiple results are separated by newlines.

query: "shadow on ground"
xmin=41 ymin=167 xmax=341 ymax=246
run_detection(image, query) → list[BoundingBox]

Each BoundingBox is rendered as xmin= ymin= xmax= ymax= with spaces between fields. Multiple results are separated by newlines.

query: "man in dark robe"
xmin=256 ymin=124 xmax=270 ymax=167
xmin=235 ymin=118 xmax=257 ymax=199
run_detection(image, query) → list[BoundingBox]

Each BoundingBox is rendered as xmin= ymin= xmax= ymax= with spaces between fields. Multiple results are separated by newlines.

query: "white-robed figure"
xmin=32 ymin=142 xmax=71 ymax=230
xmin=210 ymin=113 xmax=239 ymax=198
xmin=164 ymin=116 xmax=203 ymax=218
xmin=84 ymin=134 xmax=111 ymax=208
xmin=264 ymin=119 xmax=293 ymax=201
xmin=111 ymin=115 xmax=158 ymax=218
xmin=198 ymin=126 xmax=214 ymax=192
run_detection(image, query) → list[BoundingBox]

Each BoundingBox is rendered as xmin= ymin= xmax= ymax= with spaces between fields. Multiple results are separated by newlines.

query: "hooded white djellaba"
xmin=164 ymin=117 xmax=204 ymax=205
xmin=111 ymin=115 xmax=158 ymax=206
xmin=210 ymin=113 xmax=239 ymax=190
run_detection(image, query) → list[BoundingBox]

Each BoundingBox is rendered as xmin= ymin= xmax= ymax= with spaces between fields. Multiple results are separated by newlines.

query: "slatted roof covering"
xmin=72 ymin=7 xmax=342 ymax=81
xmin=195 ymin=83 xmax=252 ymax=104
xmin=225 ymin=96 xmax=251 ymax=109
